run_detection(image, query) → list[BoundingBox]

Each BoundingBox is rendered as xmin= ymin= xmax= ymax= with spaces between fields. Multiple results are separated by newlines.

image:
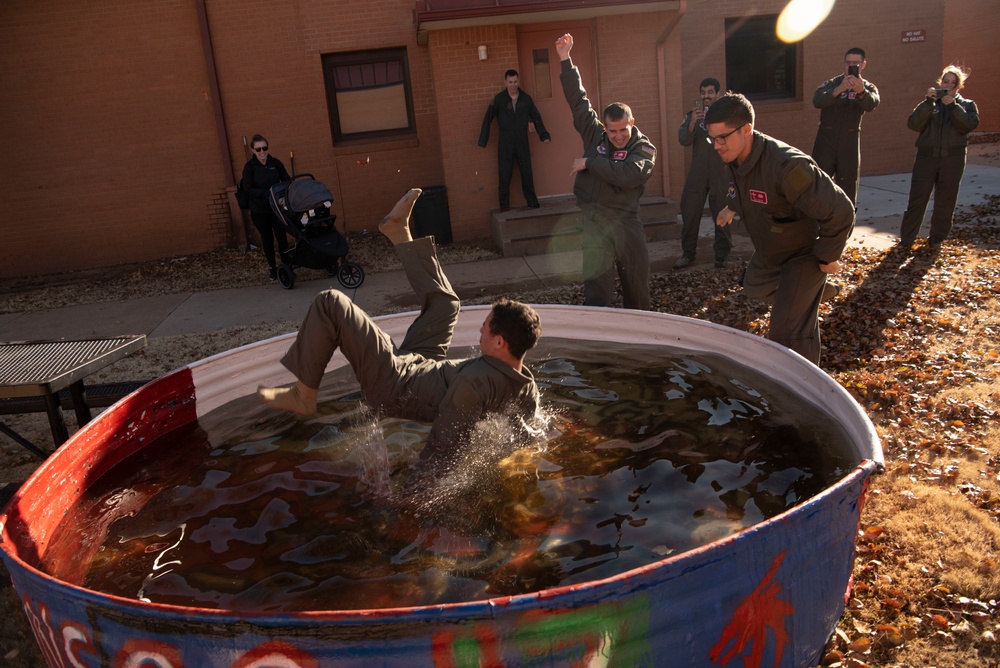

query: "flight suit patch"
xmin=641 ymin=144 xmax=656 ymax=158
xmin=612 ymin=150 xmax=627 ymax=160
xmin=727 ymin=182 xmax=736 ymax=200
xmin=597 ymin=144 xmax=607 ymax=155
xmin=782 ymin=161 xmax=814 ymax=201
xmin=750 ymin=190 xmax=767 ymax=204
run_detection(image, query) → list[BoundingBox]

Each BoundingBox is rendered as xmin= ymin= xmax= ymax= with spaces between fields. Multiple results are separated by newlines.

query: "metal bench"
xmin=0 ymin=336 xmax=147 ymax=457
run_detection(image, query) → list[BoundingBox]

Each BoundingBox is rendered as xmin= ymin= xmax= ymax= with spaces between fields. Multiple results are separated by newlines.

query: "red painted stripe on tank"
xmin=0 ymin=369 xmax=197 ymax=571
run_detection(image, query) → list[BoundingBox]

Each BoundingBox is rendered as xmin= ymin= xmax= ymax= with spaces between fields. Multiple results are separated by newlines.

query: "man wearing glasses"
xmin=811 ymin=48 xmax=880 ymax=206
xmin=708 ymin=93 xmax=854 ymax=365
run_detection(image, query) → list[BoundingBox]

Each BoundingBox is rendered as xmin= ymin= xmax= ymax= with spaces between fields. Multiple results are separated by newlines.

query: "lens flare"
xmin=776 ymin=0 xmax=835 ymax=43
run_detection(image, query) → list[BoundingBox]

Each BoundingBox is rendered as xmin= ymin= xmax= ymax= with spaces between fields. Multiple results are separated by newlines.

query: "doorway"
xmin=516 ymin=22 xmax=597 ymax=199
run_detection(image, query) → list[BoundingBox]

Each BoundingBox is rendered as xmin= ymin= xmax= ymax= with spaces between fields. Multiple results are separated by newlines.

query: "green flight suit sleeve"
xmin=779 ymin=158 xmax=855 ymax=264
xmin=478 ymin=99 xmax=497 ymax=147
xmin=907 ymin=98 xmax=935 ymax=132
xmin=678 ymin=112 xmax=695 ymax=146
xmin=812 ymin=76 xmax=842 ymax=109
xmin=858 ymin=80 xmax=880 ymax=112
xmin=950 ymin=99 xmax=980 ymax=135
xmin=560 ymin=58 xmax=602 ymax=149
xmin=527 ymin=97 xmax=551 ymax=142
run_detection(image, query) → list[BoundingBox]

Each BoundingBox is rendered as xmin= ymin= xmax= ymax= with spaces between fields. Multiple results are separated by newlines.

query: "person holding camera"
xmin=811 ymin=48 xmax=880 ymax=206
xmin=897 ymin=65 xmax=979 ymax=250
xmin=673 ymin=77 xmax=732 ymax=269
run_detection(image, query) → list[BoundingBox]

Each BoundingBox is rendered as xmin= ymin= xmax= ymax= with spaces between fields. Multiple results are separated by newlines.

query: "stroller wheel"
xmin=338 ymin=261 xmax=365 ymax=289
xmin=277 ymin=264 xmax=295 ymax=290
xmin=324 ymin=263 xmax=338 ymax=277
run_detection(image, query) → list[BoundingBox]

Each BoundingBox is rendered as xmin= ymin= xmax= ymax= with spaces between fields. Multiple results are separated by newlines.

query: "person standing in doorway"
xmin=811 ymin=48 xmax=880 ymax=206
xmin=898 ymin=65 xmax=979 ymax=250
xmin=708 ymin=93 xmax=854 ymax=365
xmin=241 ymin=134 xmax=291 ymax=280
xmin=673 ymin=77 xmax=731 ymax=269
xmin=478 ymin=70 xmax=551 ymax=211
xmin=555 ymin=33 xmax=657 ymax=310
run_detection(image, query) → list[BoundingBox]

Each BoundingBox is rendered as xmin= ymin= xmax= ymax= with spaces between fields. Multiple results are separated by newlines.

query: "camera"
xmin=934 ymin=88 xmax=949 ymax=98
xmin=847 ymin=65 xmax=859 ymax=77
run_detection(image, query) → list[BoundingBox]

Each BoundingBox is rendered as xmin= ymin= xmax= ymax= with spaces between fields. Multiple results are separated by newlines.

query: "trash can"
xmin=412 ymin=186 xmax=452 ymax=244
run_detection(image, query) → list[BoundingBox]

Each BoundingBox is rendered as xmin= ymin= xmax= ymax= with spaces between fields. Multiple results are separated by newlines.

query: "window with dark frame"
xmin=724 ymin=15 xmax=798 ymax=101
xmin=321 ymin=47 xmax=416 ymax=143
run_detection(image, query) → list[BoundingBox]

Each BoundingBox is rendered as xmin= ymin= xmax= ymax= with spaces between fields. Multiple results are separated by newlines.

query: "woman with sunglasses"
xmin=898 ymin=65 xmax=979 ymax=250
xmin=241 ymin=134 xmax=291 ymax=279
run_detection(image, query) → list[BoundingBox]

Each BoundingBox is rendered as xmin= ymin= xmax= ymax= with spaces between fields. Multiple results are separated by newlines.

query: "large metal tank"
xmin=0 ymin=306 xmax=882 ymax=667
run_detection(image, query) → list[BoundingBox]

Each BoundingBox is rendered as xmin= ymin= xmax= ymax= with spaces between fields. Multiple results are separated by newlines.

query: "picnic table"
xmin=0 ymin=335 xmax=147 ymax=457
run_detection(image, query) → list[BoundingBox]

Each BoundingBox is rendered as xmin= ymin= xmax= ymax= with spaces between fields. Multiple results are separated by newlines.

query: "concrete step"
xmin=491 ymin=195 xmax=679 ymax=257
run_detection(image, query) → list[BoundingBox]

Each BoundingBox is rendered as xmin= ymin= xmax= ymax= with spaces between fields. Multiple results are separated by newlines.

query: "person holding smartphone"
xmin=811 ymin=48 xmax=880 ymax=206
xmin=897 ymin=65 xmax=979 ymax=250
xmin=673 ymin=77 xmax=732 ymax=269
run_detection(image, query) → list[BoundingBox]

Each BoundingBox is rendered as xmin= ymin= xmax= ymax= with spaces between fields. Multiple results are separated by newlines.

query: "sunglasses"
xmin=254 ymin=146 xmax=269 ymax=152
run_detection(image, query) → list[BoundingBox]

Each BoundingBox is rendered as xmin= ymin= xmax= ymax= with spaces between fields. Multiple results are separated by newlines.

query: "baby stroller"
xmin=268 ymin=174 xmax=365 ymax=290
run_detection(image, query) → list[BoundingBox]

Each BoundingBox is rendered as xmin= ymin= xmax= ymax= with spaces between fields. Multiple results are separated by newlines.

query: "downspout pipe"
xmin=197 ymin=0 xmax=244 ymax=248
xmin=656 ymin=0 xmax=686 ymax=199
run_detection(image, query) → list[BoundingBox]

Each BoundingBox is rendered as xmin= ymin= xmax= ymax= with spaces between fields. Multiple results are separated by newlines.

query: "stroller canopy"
xmin=287 ymin=178 xmax=334 ymax=213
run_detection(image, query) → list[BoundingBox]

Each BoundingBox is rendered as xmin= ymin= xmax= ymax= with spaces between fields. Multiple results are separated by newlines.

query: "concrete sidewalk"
xmin=2 ymin=160 xmax=997 ymax=343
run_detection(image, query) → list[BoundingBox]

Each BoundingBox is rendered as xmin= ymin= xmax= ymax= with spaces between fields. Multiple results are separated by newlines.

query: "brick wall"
xmin=1 ymin=1 xmax=983 ymax=279
xmin=678 ymin=0 xmax=946 ymax=179
xmin=1 ymin=0 xmax=228 ymax=279
xmin=594 ymin=12 xmax=682 ymax=197
xmin=205 ymin=0 xmax=444 ymax=239
xmin=945 ymin=0 xmax=995 ymax=132
xmin=429 ymin=25 xmax=520 ymax=241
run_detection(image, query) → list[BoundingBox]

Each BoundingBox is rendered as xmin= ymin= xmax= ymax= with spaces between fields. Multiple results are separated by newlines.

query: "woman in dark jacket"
xmin=898 ymin=65 xmax=980 ymax=249
xmin=241 ymin=134 xmax=291 ymax=278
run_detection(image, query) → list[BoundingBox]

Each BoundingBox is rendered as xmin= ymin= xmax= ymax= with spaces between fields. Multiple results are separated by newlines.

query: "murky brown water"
xmin=43 ymin=339 xmax=853 ymax=612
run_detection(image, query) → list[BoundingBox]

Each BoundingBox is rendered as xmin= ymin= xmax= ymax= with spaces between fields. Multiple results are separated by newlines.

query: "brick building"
xmin=1 ymin=0 xmax=990 ymax=279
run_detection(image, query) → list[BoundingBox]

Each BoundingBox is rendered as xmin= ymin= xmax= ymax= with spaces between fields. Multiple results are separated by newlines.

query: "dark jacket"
xmin=241 ymin=155 xmax=290 ymax=213
xmin=478 ymin=88 xmax=550 ymax=150
xmin=907 ymin=94 xmax=980 ymax=157
xmin=724 ymin=131 xmax=854 ymax=266
xmin=559 ymin=58 xmax=656 ymax=214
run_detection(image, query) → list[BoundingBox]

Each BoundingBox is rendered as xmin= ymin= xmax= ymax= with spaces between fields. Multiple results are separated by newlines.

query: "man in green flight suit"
xmin=556 ymin=33 xmax=657 ymax=310
xmin=258 ymin=188 xmax=543 ymax=473
xmin=708 ymin=93 xmax=854 ymax=365
xmin=478 ymin=69 xmax=551 ymax=210
xmin=811 ymin=48 xmax=880 ymax=206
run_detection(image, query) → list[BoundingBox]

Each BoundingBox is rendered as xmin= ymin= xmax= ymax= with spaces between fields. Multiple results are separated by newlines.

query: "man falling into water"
xmin=258 ymin=189 xmax=543 ymax=472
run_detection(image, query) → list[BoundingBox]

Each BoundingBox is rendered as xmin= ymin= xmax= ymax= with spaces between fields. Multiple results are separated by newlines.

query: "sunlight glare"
xmin=776 ymin=0 xmax=836 ymax=43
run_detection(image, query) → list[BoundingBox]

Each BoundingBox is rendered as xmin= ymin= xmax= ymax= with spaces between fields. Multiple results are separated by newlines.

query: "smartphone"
xmin=847 ymin=65 xmax=859 ymax=77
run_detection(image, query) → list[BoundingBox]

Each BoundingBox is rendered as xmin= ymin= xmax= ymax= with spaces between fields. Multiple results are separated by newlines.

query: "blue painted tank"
xmin=0 ymin=306 xmax=882 ymax=667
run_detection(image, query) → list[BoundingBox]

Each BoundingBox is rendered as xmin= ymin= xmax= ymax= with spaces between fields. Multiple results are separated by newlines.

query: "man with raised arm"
xmin=556 ymin=32 xmax=657 ymax=310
